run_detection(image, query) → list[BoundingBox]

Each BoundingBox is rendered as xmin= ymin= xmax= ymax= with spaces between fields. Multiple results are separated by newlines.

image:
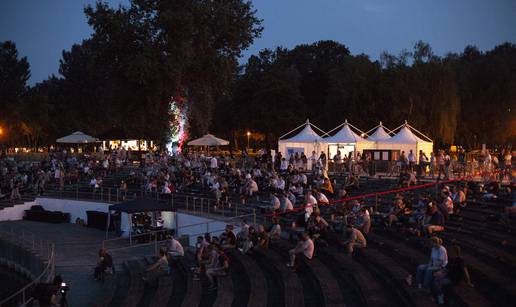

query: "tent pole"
xmin=278 ymin=121 xmax=310 ymax=139
xmin=105 ymin=210 xmax=110 ymax=240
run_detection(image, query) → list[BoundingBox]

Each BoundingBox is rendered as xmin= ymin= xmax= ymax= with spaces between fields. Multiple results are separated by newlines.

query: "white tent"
xmin=366 ymin=122 xmax=392 ymax=143
xmin=323 ymin=120 xmax=375 ymax=158
xmin=56 ymin=131 xmax=99 ymax=144
xmin=376 ymin=122 xmax=433 ymax=160
xmin=187 ymin=134 xmax=229 ymax=146
xmin=278 ymin=119 xmax=325 ymax=158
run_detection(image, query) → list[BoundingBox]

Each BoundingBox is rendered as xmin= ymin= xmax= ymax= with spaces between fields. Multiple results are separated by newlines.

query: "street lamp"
xmin=246 ymin=131 xmax=251 ymax=149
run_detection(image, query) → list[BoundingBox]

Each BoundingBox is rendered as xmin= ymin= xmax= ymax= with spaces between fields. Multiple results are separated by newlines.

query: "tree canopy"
xmin=0 ymin=2 xmax=514 ymax=150
xmin=211 ymin=40 xmax=516 ymax=149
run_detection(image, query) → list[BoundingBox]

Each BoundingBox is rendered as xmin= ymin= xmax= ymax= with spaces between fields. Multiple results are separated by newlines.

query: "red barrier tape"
xmin=267 ymin=168 xmax=503 ymax=217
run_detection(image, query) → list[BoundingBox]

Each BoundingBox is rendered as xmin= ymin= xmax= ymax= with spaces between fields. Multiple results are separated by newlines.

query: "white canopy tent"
xmin=323 ymin=120 xmax=375 ymax=158
xmin=187 ymin=134 xmax=229 ymax=146
xmin=56 ymin=131 xmax=99 ymax=144
xmin=375 ymin=121 xmax=433 ymax=160
xmin=278 ymin=119 xmax=325 ymax=158
xmin=366 ymin=122 xmax=393 ymax=143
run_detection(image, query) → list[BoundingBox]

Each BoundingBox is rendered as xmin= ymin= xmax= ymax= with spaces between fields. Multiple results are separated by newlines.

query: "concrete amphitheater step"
xmin=252 ymin=248 xmax=304 ymax=307
xmin=271 ymin=240 xmax=345 ymax=307
xmin=226 ymin=249 xmax=268 ymax=307
xmin=369 ymin=231 xmax=493 ymax=307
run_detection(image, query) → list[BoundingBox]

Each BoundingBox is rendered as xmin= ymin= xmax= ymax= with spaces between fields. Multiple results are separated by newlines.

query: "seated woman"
xmin=143 ymin=249 xmax=169 ymax=286
xmin=206 ymin=245 xmax=230 ymax=289
xmin=385 ymin=198 xmax=405 ymax=227
xmin=94 ymin=249 xmax=113 ymax=281
xmin=423 ymin=203 xmax=445 ymax=236
xmin=414 ymin=237 xmax=447 ymax=290
xmin=306 ymin=208 xmax=329 ymax=240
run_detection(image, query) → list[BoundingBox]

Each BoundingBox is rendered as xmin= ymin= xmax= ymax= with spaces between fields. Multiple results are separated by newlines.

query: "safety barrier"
xmin=0 ymin=230 xmax=55 ymax=307
xmin=268 ymin=168 xmax=505 ymax=218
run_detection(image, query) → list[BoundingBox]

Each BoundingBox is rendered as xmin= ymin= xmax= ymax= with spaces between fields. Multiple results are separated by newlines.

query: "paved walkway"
xmin=0 ymin=220 xmax=154 ymax=306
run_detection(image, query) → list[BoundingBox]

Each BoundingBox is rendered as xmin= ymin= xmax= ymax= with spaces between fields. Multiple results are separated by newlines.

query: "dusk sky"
xmin=1 ymin=0 xmax=515 ymax=85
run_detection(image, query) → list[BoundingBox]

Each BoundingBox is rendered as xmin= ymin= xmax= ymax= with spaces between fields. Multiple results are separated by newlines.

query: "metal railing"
xmin=0 ymin=230 xmax=55 ymax=307
xmin=101 ymin=211 xmax=256 ymax=253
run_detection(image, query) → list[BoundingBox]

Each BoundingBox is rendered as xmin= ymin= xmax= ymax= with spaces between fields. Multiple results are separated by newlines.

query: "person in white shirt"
xmin=408 ymin=150 xmax=416 ymax=171
xmin=210 ymin=156 xmax=218 ymax=170
xmin=166 ymin=233 xmax=184 ymax=257
xmin=280 ymin=158 xmax=288 ymax=172
xmin=315 ymin=190 xmax=329 ymax=205
xmin=287 ymin=232 xmax=314 ymax=268
xmin=309 ymin=151 xmax=318 ymax=171
xmin=269 ymin=192 xmax=281 ymax=211
xmin=276 ymin=177 xmax=286 ymax=191
xmin=280 ymin=193 xmax=294 ymax=212
xmin=304 ymin=191 xmax=318 ymax=221
xmin=416 ymin=236 xmax=447 ymax=289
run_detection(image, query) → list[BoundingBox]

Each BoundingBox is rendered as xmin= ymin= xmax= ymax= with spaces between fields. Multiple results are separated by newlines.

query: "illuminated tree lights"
xmin=167 ymin=96 xmax=189 ymax=153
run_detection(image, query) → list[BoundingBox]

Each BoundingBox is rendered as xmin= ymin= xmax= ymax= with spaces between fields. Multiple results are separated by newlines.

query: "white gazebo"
xmin=56 ymin=131 xmax=99 ymax=144
xmin=278 ymin=119 xmax=325 ymax=158
xmin=376 ymin=121 xmax=433 ymax=160
xmin=323 ymin=120 xmax=375 ymax=158
xmin=187 ymin=134 xmax=229 ymax=146
xmin=366 ymin=122 xmax=393 ymax=143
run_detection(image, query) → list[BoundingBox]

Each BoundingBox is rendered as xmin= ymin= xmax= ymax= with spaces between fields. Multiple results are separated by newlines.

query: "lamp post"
xmin=246 ymin=131 xmax=251 ymax=150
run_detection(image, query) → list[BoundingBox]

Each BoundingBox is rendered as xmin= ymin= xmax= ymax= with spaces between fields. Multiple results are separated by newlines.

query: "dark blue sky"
xmin=1 ymin=0 xmax=515 ymax=85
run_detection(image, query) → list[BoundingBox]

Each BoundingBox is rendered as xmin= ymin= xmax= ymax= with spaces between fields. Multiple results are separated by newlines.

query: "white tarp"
xmin=367 ymin=123 xmax=392 ymax=142
xmin=323 ymin=121 xmax=375 ymax=158
xmin=278 ymin=120 xmax=324 ymax=158
xmin=376 ymin=125 xmax=433 ymax=159
xmin=187 ymin=134 xmax=229 ymax=146
xmin=56 ymin=131 xmax=99 ymax=143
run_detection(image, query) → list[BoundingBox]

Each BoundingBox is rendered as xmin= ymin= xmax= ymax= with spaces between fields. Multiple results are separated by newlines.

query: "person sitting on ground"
xmin=437 ymin=189 xmax=454 ymax=221
xmin=356 ymin=206 xmax=371 ymax=235
xmin=341 ymin=224 xmax=367 ymax=254
xmin=413 ymin=236 xmax=447 ymax=290
xmin=314 ymin=189 xmax=330 ymax=206
xmin=94 ymin=249 xmax=113 ymax=281
xmin=287 ymin=232 xmax=314 ymax=268
xmin=421 ymin=202 xmax=445 ymax=236
xmin=345 ymin=174 xmax=359 ymax=190
xmin=385 ymin=198 xmax=405 ymax=227
xmin=451 ymin=185 xmax=466 ymax=215
xmin=143 ymin=248 xmax=169 ymax=286
xmin=304 ymin=190 xmax=318 ymax=222
xmin=306 ymin=208 xmax=329 ymax=240
xmin=206 ymin=244 xmax=230 ymax=289
xmin=433 ymin=245 xmax=474 ymax=305
xmin=165 ymin=232 xmax=184 ymax=257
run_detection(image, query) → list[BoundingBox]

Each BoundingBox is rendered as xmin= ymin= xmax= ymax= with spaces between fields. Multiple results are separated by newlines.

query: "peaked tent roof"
xmin=367 ymin=122 xmax=392 ymax=142
xmin=56 ymin=131 xmax=99 ymax=144
xmin=382 ymin=126 xmax=431 ymax=144
xmin=187 ymin=134 xmax=229 ymax=146
xmin=324 ymin=122 xmax=372 ymax=144
xmin=279 ymin=120 xmax=324 ymax=143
